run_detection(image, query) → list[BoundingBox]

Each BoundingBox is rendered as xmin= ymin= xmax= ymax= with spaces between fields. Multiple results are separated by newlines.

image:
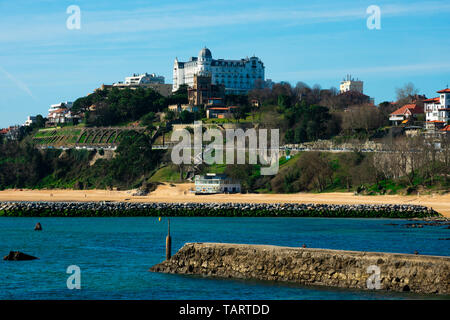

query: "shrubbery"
xmin=0 ymin=132 xmax=163 ymax=190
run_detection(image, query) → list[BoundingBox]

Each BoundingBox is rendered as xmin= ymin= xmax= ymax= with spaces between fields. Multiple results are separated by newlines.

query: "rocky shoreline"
xmin=0 ymin=200 xmax=440 ymax=218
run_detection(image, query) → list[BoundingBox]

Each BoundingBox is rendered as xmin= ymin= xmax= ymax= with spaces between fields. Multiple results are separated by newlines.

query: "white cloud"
xmin=0 ymin=66 xmax=37 ymax=101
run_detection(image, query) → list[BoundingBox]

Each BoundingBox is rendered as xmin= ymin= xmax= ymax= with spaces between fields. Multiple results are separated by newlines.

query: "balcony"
xmin=389 ymin=116 xmax=404 ymax=121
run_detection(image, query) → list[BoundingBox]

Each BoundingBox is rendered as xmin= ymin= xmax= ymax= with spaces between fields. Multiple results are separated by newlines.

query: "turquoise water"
xmin=1 ymin=217 xmax=449 ymax=300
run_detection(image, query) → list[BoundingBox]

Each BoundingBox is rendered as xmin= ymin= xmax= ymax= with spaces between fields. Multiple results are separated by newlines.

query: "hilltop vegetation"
xmin=68 ymin=81 xmax=390 ymax=144
xmin=1 ymin=81 xmax=448 ymax=194
xmin=0 ymin=132 xmax=163 ymax=190
xmin=72 ymin=86 xmax=188 ymax=127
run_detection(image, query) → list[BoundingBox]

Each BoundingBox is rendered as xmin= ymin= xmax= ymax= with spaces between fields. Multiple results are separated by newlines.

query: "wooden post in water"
xmin=166 ymin=219 xmax=172 ymax=260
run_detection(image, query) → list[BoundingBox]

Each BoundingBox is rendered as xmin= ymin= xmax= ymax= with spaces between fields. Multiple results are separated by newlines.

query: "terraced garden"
xmin=33 ymin=126 xmax=146 ymax=147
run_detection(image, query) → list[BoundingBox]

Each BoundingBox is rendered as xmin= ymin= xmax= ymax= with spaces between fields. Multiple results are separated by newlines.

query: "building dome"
xmin=199 ymin=47 xmax=212 ymax=59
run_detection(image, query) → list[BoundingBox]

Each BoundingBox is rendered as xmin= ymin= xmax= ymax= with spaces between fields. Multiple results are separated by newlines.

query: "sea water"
xmin=0 ymin=217 xmax=449 ymax=300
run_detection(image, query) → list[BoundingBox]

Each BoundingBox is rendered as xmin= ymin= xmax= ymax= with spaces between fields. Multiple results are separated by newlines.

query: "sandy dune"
xmin=0 ymin=183 xmax=449 ymax=217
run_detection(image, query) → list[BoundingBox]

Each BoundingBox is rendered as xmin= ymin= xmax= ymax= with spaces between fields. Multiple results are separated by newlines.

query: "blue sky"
xmin=1 ymin=0 xmax=450 ymax=128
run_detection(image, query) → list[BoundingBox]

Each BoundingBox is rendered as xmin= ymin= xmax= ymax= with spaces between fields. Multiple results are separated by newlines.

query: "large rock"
xmin=3 ymin=251 xmax=38 ymax=261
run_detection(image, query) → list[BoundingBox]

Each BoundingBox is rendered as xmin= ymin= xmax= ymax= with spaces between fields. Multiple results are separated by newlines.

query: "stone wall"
xmin=150 ymin=243 xmax=450 ymax=295
xmin=0 ymin=201 xmax=438 ymax=218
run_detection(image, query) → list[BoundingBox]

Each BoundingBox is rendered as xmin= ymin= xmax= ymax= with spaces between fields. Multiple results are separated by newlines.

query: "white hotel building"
xmin=173 ymin=47 xmax=265 ymax=94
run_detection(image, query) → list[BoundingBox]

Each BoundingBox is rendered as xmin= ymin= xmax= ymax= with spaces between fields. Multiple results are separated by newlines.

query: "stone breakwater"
xmin=0 ymin=201 xmax=439 ymax=218
xmin=150 ymin=243 xmax=450 ymax=295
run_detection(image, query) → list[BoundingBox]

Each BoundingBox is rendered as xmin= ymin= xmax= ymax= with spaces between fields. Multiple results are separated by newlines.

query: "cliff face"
xmin=150 ymin=243 xmax=450 ymax=295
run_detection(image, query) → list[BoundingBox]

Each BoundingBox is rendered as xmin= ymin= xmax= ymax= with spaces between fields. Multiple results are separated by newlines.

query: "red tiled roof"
xmin=441 ymin=125 xmax=450 ymax=132
xmin=390 ymin=104 xmax=423 ymax=116
xmin=0 ymin=128 xmax=9 ymax=134
xmin=208 ymin=106 xmax=238 ymax=111
xmin=437 ymin=88 xmax=450 ymax=93
xmin=423 ymin=97 xmax=440 ymax=103
xmin=48 ymin=108 xmax=68 ymax=117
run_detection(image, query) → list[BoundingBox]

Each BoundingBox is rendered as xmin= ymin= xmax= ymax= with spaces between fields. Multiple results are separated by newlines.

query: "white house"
xmin=122 ymin=73 xmax=165 ymax=85
xmin=48 ymin=102 xmax=73 ymax=115
xmin=424 ymin=88 xmax=450 ymax=129
xmin=47 ymin=101 xmax=74 ymax=125
xmin=389 ymin=104 xmax=424 ymax=126
xmin=24 ymin=116 xmax=37 ymax=126
xmin=173 ymin=47 xmax=265 ymax=95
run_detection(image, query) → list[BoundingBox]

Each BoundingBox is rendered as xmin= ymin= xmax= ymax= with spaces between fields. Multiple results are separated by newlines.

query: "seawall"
xmin=0 ymin=201 xmax=439 ymax=218
xmin=150 ymin=243 xmax=450 ymax=295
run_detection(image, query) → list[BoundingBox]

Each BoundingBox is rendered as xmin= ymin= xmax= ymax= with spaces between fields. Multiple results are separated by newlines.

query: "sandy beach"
xmin=0 ymin=183 xmax=449 ymax=217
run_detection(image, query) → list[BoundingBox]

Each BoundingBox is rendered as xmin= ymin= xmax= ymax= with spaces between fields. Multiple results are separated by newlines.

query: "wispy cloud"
xmin=0 ymin=66 xmax=37 ymax=101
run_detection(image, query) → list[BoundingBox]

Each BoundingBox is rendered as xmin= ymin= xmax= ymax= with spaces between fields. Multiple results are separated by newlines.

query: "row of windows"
xmin=175 ymin=70 xmax=262 ymax=78
xmin=213 ymin=74 xmax=260 ymax=79
xmin=211 ymin=66 xmax=263 ymax=71
xmin=427 ymin=111 xmax=449 ymax=117
xmin=196 ymin=180 xmax=235 ymax=185
xmin=215 ymin=81 xmax=254 ymax=87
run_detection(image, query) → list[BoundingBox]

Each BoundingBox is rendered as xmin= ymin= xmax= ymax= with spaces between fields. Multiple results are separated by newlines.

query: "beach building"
xmin=194 ymin=173 xmax=241 ymax=194
xmin=389 ymin=103 xmax=424 ymax=126
xmin=424 ymin=88 xmax=450 ymax=130
xmin=339 ymin=75 xmax=363 ymax=94
xmin=173 ymin=47 xmax=265 ymax=94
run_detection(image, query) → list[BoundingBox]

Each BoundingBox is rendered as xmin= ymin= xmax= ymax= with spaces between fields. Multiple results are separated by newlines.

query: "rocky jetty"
xmin=150 ymin=243 xmax=450 ymax=295
xmin=0 ymin=201 xmax=439 ymax=218
xmin=3 ymin=251 xmax=38 ymax=261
